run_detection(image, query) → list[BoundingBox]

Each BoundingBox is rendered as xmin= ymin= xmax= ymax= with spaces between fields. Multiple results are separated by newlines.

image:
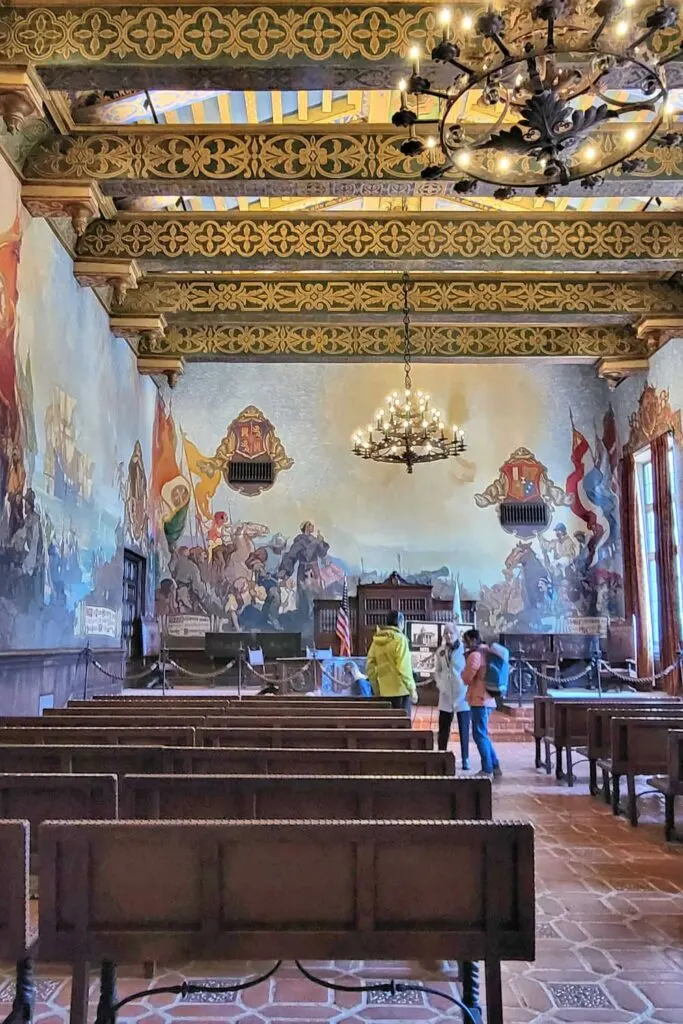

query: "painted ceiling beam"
xmin=117 ymin=274 xmax=683 ymax=320
xmin=76 ymin=211 xmax=683 ymax=273
xmin=23 ymin=126 xmax=683 ymax=200
xmin=138 ymin=321 xmax=646 ymax=361
xmin=2 ymin=3 xmax=682 ymax=91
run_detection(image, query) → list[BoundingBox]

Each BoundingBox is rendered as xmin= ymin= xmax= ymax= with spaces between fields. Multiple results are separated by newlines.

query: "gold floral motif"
xmin=119 ymin=277 xmax=683 ymax=315
xmin=142 ymin=323 xmax=644 ymax=358
xmin=78 ymin=214 xmax=683 ymax=262
xmin=25 ymin=129 xmax=683 ymax=183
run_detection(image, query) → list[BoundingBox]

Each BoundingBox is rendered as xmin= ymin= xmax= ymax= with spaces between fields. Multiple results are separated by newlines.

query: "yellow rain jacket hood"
xmin=366 ymin=626 xmax=417 ymax=700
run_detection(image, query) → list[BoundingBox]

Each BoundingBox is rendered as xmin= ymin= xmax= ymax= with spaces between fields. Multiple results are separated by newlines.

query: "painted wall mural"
xmin=154 ymin=362 xmax=625 ymax=643
xmin=0 ymin=153 xmax=156 ymax=650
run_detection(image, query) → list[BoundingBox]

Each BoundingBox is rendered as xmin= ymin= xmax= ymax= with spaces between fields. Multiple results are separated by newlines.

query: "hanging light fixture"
xmin=352 ymin=273 xmax=467 ymax=474
xmin=392 ymin=1 xmax=679 ymax=197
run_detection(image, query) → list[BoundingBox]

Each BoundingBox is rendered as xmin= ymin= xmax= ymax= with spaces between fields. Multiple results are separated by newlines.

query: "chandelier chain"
xmin=402 ymin=271 xmax=412 ymax=394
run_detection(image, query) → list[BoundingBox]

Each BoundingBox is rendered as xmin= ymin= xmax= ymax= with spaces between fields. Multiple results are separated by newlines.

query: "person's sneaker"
xmin=492 ymin=766 xmax=503 ymax=780
xmin=462 ymin=760 xmax=471 ymax=771
xmin=472 ymin=770 xmax=493 ymax=780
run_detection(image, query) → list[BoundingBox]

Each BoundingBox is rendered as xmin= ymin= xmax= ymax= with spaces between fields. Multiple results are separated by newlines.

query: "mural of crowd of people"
xmin=154 ymin=396 xmax=624 ymax=643
xmin=0 ymin=183 xmax=153 ymax=649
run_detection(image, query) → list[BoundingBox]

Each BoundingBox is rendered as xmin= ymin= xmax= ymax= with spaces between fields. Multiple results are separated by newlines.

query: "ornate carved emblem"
xmin=475 ymin=447 xmax=569 ymax=537
xmin=213 ymin=406 xmax=293 ymax=496
xmin=624 ymin=385 xmax=683 ymax=454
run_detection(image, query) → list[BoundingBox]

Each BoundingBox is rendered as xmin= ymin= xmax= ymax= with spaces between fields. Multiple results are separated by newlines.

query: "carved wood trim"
xmin=624 ymin=384 xmax=683 ymax=454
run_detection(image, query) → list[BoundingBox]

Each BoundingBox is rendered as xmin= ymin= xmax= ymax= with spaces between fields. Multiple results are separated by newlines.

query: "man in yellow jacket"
xmin=366 ymin=611 xmax=418 ymax=714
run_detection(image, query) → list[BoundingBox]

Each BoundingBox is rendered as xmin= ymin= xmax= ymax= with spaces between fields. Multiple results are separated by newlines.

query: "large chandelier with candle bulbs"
xmin=392 ymin=0 xmax=679 ymax=196
xmin=352 ymin=273 xmax=467 ymax=474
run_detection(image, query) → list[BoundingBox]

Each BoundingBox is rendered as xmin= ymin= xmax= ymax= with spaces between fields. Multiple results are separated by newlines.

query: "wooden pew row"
xmin=197 ymin=727 xmax=433 ymax=750
xmin=0 ymin=725 xmax=430 ymax=750
xmin=600 ymin=716 xmax=683 ymax=825
xmin=585 ymin=705 xmax=683 ymax=799
xmin=120 ymin=773 xmax=492 ymax=821
xmin=39 ymin=819 xmax=535 ymax=1024
xmin=650 ymin=729 xmax=683 ymax=841
xmin=0 ymin=819 xmax=29 ymax=963
xmin=0 ymin=775 xmax=118 ymax=865
xmin=0 ymin=744 xmax=455 ymax=777
xmin=58 ymin=704 xmax=405 ymax=719
xmin=0 ymin=726 xmax=196 ymax=747
xmin=34 ymin=713 xmax=411 ymax=730
xmin=88 ymin=697 xmax=393 ymax=708
xmin=533 ymin=695 xmax=682 ymax=784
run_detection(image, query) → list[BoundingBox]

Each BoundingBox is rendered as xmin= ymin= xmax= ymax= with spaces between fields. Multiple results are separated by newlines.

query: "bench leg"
xmin=459 ymin=961 xmax=483 ymax=1024
xmin=601 ymin=768 xmax=611 ymax=805
xmin=484 ymin=959 xmax=504 ymax=1024
xmin=143 ymin=961 xmax=156 ymax=980
xmin=534 ymin=737 xmax=542 ymax=769
xmin=566 ymin=745 xmax=574 ymax=787
xmin=589 ymin=759 xmax=598 ymax=796
xmin=555 ymin=745 xmax=564 ymax=781
xmin=665 ymin=794 xmax=676 ymax=842
xmin=611 ymin=774 xmax=621 ymax=816
xmin=543 ymin=738 xmax=551 ymax=775
xmin=70 ymin=960 xmax=90 ymax=1024
xmin=627 ymin=774 xmax=638 ymax=827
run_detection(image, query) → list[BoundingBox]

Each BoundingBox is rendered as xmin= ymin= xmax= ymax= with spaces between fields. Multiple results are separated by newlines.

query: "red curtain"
xmin=652 ymin=433 xmax=681 ymax=694
xmin=619 ymin=454 xmax=653 ymax=679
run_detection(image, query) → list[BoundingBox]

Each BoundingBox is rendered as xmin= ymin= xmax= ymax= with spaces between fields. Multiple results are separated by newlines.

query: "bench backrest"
xmin=38 ymin=714 xmax=409 ymax=731
xmin=551 ymin=699 xmax=681 ymax=745
xmin=0 ymin=744 xmax=454 ymax=777
xmin=0 ymin=726 xmax=196 ymax=747
xmin=60 ymin=704 xmax=403 ymax=718
xmin=197 ymin=727 xmax=433 ymax=750
xmin=588 ymin=704 xmax=683 ymax=759
xmin=1 ymin=715 xmax=210 ymax=729
xmin=38 ymin=819 xmax=534 ymax=963
xmin=611 ymin=716 xmax=683 ymax=774
xmin=0 ymin=745 xmax=167 ymax=777
xmin=120 ymin=774 xmax=492 ymax=821
xmin=0 ymin=775 xmax=118 ymax=855
xmin=0 ymin=819 xmax=29 ymax=959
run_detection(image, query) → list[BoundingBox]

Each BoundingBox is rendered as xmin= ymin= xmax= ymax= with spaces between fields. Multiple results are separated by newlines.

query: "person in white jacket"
xmin=433 ymin=623 xmax=470 ymax=768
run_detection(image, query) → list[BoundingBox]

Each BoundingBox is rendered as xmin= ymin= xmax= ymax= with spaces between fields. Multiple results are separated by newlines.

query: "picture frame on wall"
xmin=409 ymin=622 xmax=440 ymax=649
xmin=411 ymin=649 xmax=436 ymax=677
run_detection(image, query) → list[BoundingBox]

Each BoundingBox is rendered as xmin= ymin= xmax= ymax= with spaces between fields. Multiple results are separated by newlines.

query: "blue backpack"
xmin=485 ymin=643 xmax=510 ymax=700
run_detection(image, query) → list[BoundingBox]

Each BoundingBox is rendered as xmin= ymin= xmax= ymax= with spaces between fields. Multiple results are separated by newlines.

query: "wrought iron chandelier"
xmin=352 ymin=273 xmax=467 ymax=474
xmin=392 ymin=0 xmax=679 ymax=195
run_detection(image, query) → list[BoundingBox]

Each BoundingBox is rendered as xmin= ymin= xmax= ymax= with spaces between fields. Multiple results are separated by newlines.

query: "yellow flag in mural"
xmin=182 ymin=436 xmax=222 ymax=523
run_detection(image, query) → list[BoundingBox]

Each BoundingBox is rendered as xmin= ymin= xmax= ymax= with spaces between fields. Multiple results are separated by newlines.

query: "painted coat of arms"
xmin=214 ymin=406 xmax=293 ymax=496
xmin=474 ymin=447 xmax=569 ymax=537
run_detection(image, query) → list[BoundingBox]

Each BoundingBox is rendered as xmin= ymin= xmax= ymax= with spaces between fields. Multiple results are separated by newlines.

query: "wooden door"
xmin=121 ymin=550 xmax=145 ymax=658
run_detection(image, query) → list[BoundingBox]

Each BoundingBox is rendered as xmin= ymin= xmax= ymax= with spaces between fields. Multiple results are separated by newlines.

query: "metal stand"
xmin=1 ymin=958 xmax=36 ymax=1024
xmin=459 ymin=961 xmax=482 ymax=1024
xmin=237 ymin=642 xmax=243 ymax=701
xmin=161 ymin=647 xmax=167 ymax=697
xmin=82 ymin=641 xmax=90 ymax=701
xmin=94 ymin=961 xmax=117 ymax=1024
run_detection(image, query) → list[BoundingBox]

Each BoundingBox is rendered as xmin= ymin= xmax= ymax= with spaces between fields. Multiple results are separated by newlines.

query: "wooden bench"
xmin=89 ymin=696 xmax=393 ymax=708
xmin=586 ymin=704 xmax=683 ymax=800
xmin=601 ymin=715 xmax=683 ymax=825
xmin=0 ymin=744 xmax=455 ymax=777
xmin=120 ymin=774 xmax=492 ymax=821
xmin=0 ymin=726 xmax=196 ymax=747
xmin=39 ymin=713 xmax=410 ymax=730
xmin=0 ymin=744 xmax=167 ymax=777
xmin=0 ymin=774 xmax=118 ymax=868
xmin=197 ymin=726 xmax=433 ymax=750
xmin=649 ymin=729 xmax=683 ymax=841
xmin=1 ymin=715 xmax=211 ymax=729
xmin=60 ymin=703 xmax=404 ymax=718
xmin=0 ymin=819 xmax=33 ymax=1024
xmin=38 ymin=819 xmax=535 ymax=1024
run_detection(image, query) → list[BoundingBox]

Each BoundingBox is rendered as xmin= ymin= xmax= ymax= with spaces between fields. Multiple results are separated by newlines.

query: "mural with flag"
xmin=566 ymin=414 xmax=619 ymax=568
xmin=151 ymin=396 xmax=190 ymax=549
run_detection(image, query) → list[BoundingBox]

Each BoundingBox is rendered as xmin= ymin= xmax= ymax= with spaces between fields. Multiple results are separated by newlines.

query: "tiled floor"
xmin=2 ymin=741 xmax=683 ymax=1023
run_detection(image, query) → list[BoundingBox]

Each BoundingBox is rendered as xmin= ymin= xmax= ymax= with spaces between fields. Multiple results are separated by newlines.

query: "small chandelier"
xmin=352 ymin=273 xmax=467 ymax=474
xmin=392 ymin=1 xmax=678 ymax=196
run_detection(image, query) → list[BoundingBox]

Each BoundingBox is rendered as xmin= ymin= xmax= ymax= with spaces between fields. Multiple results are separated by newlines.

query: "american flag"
xmin=335 ymin=577 xmax=352 ymax=657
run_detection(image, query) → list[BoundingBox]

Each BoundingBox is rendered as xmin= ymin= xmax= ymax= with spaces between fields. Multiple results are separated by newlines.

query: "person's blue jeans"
xmin=470 ymin=706 xmax=499 ymax=774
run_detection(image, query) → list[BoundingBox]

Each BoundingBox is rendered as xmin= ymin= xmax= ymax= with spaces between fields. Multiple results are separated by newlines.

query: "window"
xmin=634 ymin=436 xmax=682 ymax=664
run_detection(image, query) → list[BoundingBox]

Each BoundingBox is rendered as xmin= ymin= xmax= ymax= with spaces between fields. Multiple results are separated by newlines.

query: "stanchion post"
xmin=94 ymin=960 xmax=117 ymax=1024
xmin=237 ymin=641 xmax=243 ymax=701
xmin=161 ymin=646 xmax=167 ymax=697
xmin=82 ymin=640 xmax=91 ymax=701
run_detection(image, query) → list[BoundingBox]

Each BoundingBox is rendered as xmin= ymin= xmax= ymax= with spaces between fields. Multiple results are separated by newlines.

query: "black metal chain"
xmin=402 ymin=270 xmax=412 ymax=393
